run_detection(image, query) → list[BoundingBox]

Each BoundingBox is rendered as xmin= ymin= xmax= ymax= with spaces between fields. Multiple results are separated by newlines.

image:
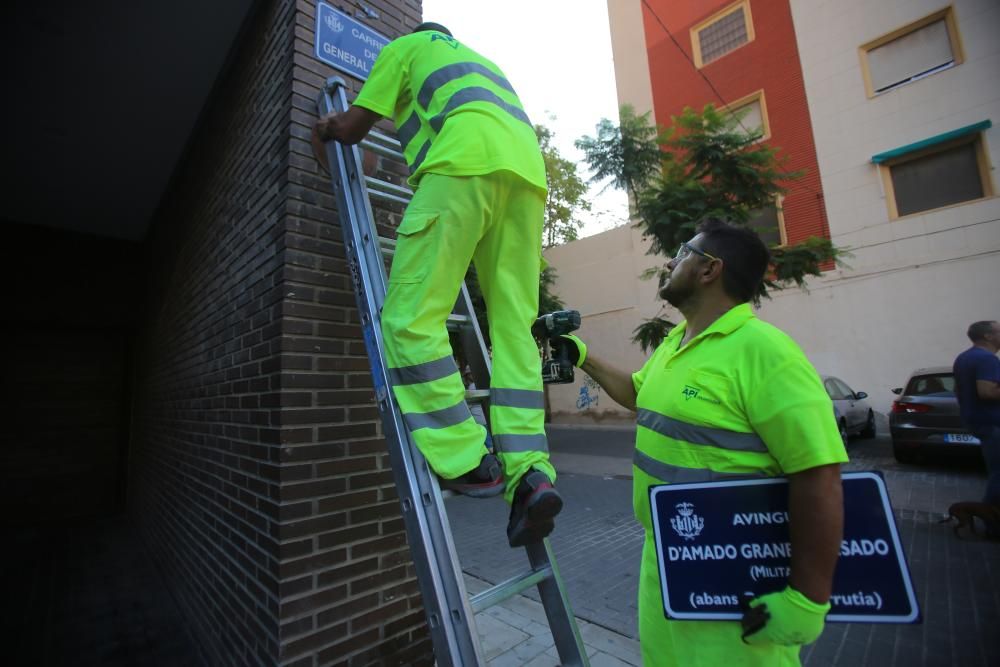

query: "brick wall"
xmin=129 ymin=0 xmax=295 ymax=664
xmin=641 ymin=0 xmax=832 ymax=246
xmin=130 ymin=0 xmax=433 ymax=664
xmin=276 ymin=1 xmax=432 ymax=665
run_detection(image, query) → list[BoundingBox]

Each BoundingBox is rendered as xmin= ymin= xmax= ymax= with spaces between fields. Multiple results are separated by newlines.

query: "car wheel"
xmin=839 ymin=419 xmax=849 ymax=447
xmin=893 ymin=441 xmax=915 ymax=464
xmin=860 ymin=410 xmax=876 ymax=439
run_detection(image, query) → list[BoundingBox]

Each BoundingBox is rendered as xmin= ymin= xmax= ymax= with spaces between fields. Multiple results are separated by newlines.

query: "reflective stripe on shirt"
xmin=637 ymin=408 xmax=767 ymax=453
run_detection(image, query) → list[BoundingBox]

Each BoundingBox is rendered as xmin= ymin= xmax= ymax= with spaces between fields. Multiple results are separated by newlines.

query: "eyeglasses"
xmin=674 ymin=242 xmax=719 ymax=262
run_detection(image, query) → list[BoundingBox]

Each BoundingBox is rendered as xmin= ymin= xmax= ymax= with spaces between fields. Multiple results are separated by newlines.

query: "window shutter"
xmin=869 ymin=20 xmax=953 ymax=92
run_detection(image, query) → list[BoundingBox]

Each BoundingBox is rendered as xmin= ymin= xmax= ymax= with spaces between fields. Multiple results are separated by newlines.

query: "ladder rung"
xmin=360 ymin=132 xmax=404 ymax=160
xmin=469 ymin=565 xmax=554 ymax=614
xmin=365 ymin=176 xmax=413 ymax=199
xmin=446 ymin=313 xmax=471 ymax=331
xmin=378 ymin=235 xmax=396 ymax=256
xmin=465 ymin=389 xmax=490 ymax=403
xmin=360 ymin=141 xmax=405 ymax=162
xmin=368 ymin=189 xmax=412 ymax=206
xmin=367 ymin=128 xmax=403 ymax=150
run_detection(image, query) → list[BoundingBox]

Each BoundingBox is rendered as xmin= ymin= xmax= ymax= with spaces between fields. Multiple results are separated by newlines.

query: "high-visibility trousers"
xmin=638 ymin=535 xmax=800 ymax=666
xmin=381 ymin=171 xmax=556 ymax=502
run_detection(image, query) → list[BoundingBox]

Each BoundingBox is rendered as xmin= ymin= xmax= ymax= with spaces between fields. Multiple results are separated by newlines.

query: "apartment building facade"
xmin=544 ymin=0 xmax=1000 ymax=422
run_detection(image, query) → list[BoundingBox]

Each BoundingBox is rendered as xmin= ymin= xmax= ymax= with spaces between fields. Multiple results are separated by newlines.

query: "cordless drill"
xmin=531 ymin=310 xmax=582 ymax=384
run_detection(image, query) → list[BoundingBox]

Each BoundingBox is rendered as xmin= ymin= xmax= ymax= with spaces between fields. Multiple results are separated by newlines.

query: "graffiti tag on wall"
xmin=576 ymin=375 xmax=600 ymax=410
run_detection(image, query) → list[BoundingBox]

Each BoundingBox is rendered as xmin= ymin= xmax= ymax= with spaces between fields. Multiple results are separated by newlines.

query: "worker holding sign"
xmin=554 ymin=218 xmax=849 ymax=665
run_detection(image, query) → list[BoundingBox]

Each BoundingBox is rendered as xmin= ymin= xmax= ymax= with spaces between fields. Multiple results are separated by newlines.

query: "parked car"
xmin=821 ymin=375 xmax=876 ymax=445
xmin=889 ymin=366 xmax=981 ymax=463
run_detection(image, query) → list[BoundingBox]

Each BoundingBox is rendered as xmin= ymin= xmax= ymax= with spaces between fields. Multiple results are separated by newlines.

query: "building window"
xmin=748 ymin=197 xmax=786 ymax=247
xmin=859 ymin=7 xmax=964 ymax=97
xmin=692 ymin=1 xmax=755 ymax=68
xmin=876 ymin=130 xmax=993 ymax=219
xmin=723 ymin=90 xmax=770 ymax=141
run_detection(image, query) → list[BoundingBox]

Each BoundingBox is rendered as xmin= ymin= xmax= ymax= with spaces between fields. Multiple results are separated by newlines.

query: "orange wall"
xmin=640 ymin=0 xmax=831 ymax=245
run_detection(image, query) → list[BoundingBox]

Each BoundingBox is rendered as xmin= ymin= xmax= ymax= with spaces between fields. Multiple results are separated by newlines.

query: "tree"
xmin=537 ymin=122 xmax=591 ymax=249
xmin=577 ymin=104 xmax=842 ymax=352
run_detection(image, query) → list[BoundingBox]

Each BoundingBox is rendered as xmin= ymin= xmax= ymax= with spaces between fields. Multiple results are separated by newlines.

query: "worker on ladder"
xmin=313 ymin=22 xmax=562 ymax=547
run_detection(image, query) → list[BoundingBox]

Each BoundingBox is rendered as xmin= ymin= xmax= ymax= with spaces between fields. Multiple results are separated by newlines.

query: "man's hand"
xmin=741 ymin=586 xmax=830 ymax=646
xmin=311 ymin=107 xmax=382 ymax=172
xmin=311 ymin=117 xmax=335 ymax=173
xmin=554 ymin=334 xmax=587 ymax=368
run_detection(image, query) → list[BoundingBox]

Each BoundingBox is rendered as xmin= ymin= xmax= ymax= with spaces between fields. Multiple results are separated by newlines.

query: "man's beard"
xmin=660 ymin=277 xmax=693 ymax=309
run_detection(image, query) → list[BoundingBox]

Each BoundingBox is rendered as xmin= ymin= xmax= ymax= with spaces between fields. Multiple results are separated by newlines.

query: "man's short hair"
xmin=967 ymin=320 xmax=998 ymax=342
xmin=696 ymin=217 xmax=770 ymax=305
xmin=413 ymin=22 xmax=452 ymax=36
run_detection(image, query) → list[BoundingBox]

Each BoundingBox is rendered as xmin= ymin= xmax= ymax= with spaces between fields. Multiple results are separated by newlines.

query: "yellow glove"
xmin=741 ymin=587 xmax=830 ymax=646
xmin=555 ymin=334 xmax=587 ymax=368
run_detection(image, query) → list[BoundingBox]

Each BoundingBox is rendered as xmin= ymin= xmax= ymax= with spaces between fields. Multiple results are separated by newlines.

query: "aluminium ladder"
xmin=316 ymin=77 xmax=589 ymax=667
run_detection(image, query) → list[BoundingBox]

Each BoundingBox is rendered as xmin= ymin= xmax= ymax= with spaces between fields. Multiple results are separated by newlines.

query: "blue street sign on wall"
xmin=314 ymin=2 xmax=389 ymax=81
xmin=650 ymin=472 xmax=920 ymax=623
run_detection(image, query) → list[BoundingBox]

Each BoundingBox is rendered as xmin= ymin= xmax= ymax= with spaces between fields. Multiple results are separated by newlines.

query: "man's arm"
xmin=579 ymin=352 xmax=638 ymax=412
xmin=787 ymin=463 xmax=843 ymax=603
xmin=316 ymin=106 xmax=381 ymax=145
xmin=976 ymin=379 xmax=1000 ymax=401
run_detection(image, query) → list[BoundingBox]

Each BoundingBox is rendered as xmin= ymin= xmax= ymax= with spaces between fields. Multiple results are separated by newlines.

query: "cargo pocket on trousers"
xmin=389 ymin=212 xmax=439 ymax=284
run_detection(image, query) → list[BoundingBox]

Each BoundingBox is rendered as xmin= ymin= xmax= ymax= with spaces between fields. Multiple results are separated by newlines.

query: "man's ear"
xmin=700 ymin=258 xmax=724 ymax=285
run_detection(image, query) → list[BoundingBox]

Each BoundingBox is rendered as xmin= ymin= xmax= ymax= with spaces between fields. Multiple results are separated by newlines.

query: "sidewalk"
xmin=465 ymin=575 xmax=641 ymax=666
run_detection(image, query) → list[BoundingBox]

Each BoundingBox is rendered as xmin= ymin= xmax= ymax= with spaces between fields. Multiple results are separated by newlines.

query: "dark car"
xmin=821 ymin=375 xmax=876 ymax=445
xmin=889 ymin=366 xmax=981 ymax=463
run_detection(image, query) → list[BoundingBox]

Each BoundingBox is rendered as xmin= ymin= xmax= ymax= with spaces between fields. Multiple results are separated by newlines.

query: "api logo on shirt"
xmin=431 ymin=33 xmax=459 ymax=48
xmin=681 ymin=384 xmax=722 ymax=405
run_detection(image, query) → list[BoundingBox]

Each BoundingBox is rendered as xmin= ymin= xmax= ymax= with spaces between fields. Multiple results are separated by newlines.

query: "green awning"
xmin=871 ymin=120 xmax=992 ymax=164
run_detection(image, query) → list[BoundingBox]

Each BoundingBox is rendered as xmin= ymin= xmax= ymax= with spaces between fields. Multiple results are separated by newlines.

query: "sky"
xmin=421 ymin=0 xmax=630 ymax=238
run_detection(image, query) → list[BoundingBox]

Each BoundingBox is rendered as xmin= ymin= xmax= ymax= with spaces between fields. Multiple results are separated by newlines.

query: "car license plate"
xmin=943 ymin=433 xmax=981 ymax=445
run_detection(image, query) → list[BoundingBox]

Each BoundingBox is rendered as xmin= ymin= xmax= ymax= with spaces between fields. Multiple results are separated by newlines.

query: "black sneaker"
xmin=507 ymin=470 xmax=563 ymax=547
xmin=440 ymin=453 xmax=504 ymax=498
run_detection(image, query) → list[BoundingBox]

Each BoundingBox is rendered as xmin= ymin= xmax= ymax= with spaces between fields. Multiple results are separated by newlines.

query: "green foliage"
xmin=579 ymin=104 xmax=843 ymax=353
xmin=632 ymin=317 xmax=675 ymax=354
xmin=575 ymin=105 xmax=665 ymax=200
xmin=538 ymin=266 xmax=565 ymax=315
xmin=537 ymin=123 xmax=591 ymax=248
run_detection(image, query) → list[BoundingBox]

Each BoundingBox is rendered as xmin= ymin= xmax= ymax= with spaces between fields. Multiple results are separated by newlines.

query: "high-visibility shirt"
xmin=630 ymin=303 xmax=848 ymax=532
xmin=353 ymin=30 xmax=546 ymax=191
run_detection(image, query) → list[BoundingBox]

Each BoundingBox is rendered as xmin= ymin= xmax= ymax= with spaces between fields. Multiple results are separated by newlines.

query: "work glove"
xmin=554 ymin=334 xmax=587 ymax=368
xmin=740 ymin=586 xmax=830 ymax=646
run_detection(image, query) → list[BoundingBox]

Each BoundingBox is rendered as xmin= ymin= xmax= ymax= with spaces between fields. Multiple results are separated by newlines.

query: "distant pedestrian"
xmin=554 ymin=218 xmax=848 ymax=665
xmin=953 ymin=320 xmax=1000 ymax=536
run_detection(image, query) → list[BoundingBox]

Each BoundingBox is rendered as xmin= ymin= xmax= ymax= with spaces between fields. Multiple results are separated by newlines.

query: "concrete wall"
xmin=544 ymin=223 xmax=662 ymax=424
xmin=606 ymin=0 xmax=654 ymax=116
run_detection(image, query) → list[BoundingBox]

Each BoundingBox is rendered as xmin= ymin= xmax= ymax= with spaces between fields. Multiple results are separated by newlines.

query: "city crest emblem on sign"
xmin=670 ymin=502 xmax=704 ymax=541
xmin=326 ymin=14 xmax=344 ymax=32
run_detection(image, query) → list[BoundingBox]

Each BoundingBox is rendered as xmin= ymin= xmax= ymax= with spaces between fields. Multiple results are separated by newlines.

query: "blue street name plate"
xmin=314 ymin=2 xmax=389 ymax=81
xmin=650 ymin=471 xmax=920 ymax=623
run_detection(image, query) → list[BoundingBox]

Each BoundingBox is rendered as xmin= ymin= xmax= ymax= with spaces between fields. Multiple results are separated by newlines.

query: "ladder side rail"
xmin=526 ymin=540 xmax=589 ymax=666
xmin=318 ymin=77 xmax=485 ymax=667
xmin=453 ymin=284 xmax=493 ymax=393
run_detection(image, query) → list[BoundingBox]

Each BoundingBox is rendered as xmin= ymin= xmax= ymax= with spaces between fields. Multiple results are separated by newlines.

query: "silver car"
xmin=822 ymin=375 xmax=876 ymax=445
xmin=889 ymin=366 xmax=980 ymax=463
